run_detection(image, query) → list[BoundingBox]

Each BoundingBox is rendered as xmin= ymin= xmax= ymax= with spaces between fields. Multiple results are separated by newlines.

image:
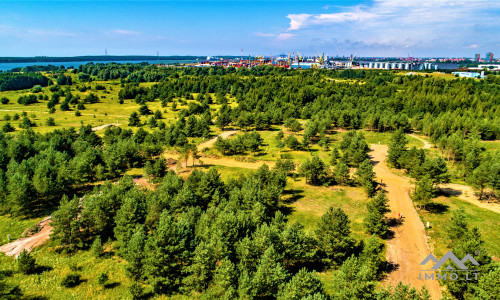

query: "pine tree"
xmin=17 ymin=249 xmax=36 ymax=274
xmin=315 ymin=207 xmax=355 ymax=265
xmin=204 ymin=257 xmax=237 ymax=299
xmin=252 ymin=246 xmax=289 ymax=298
xmin=330 ymin=257 xmax=376 ymax=300
xmin=388 ymin=128 xmax=407 ymax=168
xmin=335 ymin=162 xmax=350 ymax=186
xmin=183 ymin=241 xmax=215 ymax=292
xmin=412 ymin=175 xmax=434 ymax=209
xmin=355 ymin=159 xmax=376 ymax=196
xmin=91 ymin=236 xmax=103 ymax=257
xmin=50 ymin=195 xmax=81 ymax=245
xmin=277 ymin=268 xmax=325 ymax=300
xmin=468 ymin=163 xmax=490 ymax=199
xmin=124 ymin=225 xmax=146 ymax=281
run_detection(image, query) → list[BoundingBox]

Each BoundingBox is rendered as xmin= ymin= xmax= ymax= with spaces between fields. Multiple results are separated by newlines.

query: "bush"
xmin=1 ymin=97 xmax=9 ymax=104
xmin=45 ymin=117 xmax=56 ymax=126
xmin=60 ymin=273 xmax=81 ymax=287
xmin=129 ymin=282 xmax=144 ymax=300
xmin=32 ymin=85 xmax=42 ymax=93
xmin=91 ymin=236 xmax=103 ymax=257
xmin=17 ymin=249 xmax=36 ymax=274
xmin=17 ymin=94 xmax=38 ymax=105
xmin=96 ymin=272 xmax=109 ymax=285
xmin=75 ymin=110 xmax=81 ymax=117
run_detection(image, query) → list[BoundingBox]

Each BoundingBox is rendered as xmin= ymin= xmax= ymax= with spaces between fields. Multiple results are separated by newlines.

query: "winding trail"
xmin=163 ymin=152 xmax=274 ymax=170
xmin=92 ymin=122 xmax=121 ymax=131
xmin=0 ymin=217 xmax=52 ymax=257
xmin=409 ymin=134 xmax=432 ymax=149
xmin=197 ymin=130 xmax=237 ymax=150
xmin=370 ymin=144 xmax=442 ymax=299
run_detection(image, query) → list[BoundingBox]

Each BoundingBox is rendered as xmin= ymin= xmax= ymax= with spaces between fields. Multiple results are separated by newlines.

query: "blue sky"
xmin=0 ymin=0 xmax=498 ymax=57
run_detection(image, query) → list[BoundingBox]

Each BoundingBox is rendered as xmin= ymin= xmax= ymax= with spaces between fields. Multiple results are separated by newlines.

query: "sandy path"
xmin=164 ymin=153 xmax=274 ymax=170
xmin=92 ymin=122 xmax=121 ymax=131
xmin=0 ymin=217 xmax=52 ymax=257
xmin=197 ymin=130 xmax=237 ymax=150
xmin=370 ymin=144 xmax=441 ymax=299
xmin=0 ymin=109 xmax=129 ymax=118
xmin=439 ymin=183 xmax=500 ymax=214
xmin=409 ymin=134 xmax=432 ymax=149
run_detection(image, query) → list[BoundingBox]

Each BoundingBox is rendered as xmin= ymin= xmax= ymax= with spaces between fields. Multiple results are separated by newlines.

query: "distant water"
xmin=0 ymin=60 xmax=198 ymax=72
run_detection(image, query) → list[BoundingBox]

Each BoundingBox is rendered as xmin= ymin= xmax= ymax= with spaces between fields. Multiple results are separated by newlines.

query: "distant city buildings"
xmin=486 ymin=52 xmax=494 ymax=62
xmin=475 ymin=54 xmax=480 ymax=62
xmin=453 ymin=71 xmax=485 ymax=78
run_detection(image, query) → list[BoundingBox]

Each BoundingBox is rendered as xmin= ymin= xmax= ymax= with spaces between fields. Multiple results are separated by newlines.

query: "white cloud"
xmin=288 ymin=14 xmax=311 ymax=30
xmin=277 ymin=33 xmax=294 ymax=40
xmin=106 ymin=29 xmax=140 ymax=35
xmin=0 ymin=25 xmax=76 ymax=38
xmin=255 ymin=32 xmax=275 ymax=37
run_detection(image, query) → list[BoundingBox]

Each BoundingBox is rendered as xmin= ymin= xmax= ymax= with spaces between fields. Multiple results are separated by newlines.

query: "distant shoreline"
xmin=0 ymin=55 xmax=208 ymax=63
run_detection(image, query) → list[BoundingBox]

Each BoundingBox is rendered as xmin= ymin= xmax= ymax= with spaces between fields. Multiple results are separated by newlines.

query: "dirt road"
xmin=164 ymin=152 xmax=275 ymax=170
xmin=409 ymin=134 xmax=432 ymax=149
xmin=0 ymin=217 xmax=52 ymax=257
xmin=197 ymin=130 xmax=237 ymax=150
xmin=92 ymin=123 xmax=121 ymax=131
xmin=439 ymin=183 xmax=500 ymax=214
xmin=370 ymin=144 xmax=441 ymax=299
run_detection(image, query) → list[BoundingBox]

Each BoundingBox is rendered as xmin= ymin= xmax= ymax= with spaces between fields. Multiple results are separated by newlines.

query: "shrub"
xmin=32 ymin=85 xmax=42 ymax=93
xmin=75 ymin=110 xmax=81 ymax=117
xmin=45 ymin=117 xmax=56 ymax=126
xmin=91 ymin=236 xmax=103 ymax=257
xmin=1 ymin=97 xmax=9 ymax=104
xmin=2 ymin=122 xmax=16 ymax=132
xmin=129 ymin=282 xmax=144 ymax=300
xmin=96 ymin=272 xmax=109 ymax=285
xmin=17 ymin=249 xmax=36 ymax=274
xmin=60 ymin=273 xmax=81 ymax=287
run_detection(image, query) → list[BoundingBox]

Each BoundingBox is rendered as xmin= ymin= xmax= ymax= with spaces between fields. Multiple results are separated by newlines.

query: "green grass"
xmin=0 ymin=243 xmax=196 ymax=300
xmin=283 ymin=178 xmax=371 ymax=240
xmin=0 ymin=215 xmax=45 ymax=246
xmin=0 ymin=79 xmax=183 ymax=134
xmin=418 ymin=195 xmax=500 ymax=260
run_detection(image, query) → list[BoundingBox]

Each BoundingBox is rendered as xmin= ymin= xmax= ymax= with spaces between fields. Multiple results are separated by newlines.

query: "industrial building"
xmin=452 ymin=71 xmax=485 ymax=78
xmin=358 ymin=61 xmax=458 ymax=71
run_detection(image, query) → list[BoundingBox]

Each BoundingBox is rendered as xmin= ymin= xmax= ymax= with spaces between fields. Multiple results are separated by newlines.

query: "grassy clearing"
xmin=0 ymin=79 xmax=188 ymax=134
xmin=0 ymin=215 xmax=45 ymax=246
xmin=418 ymin=195 xmax=500 ymax=260
xmin=283 ymin=178 xmax=371 ymax=240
